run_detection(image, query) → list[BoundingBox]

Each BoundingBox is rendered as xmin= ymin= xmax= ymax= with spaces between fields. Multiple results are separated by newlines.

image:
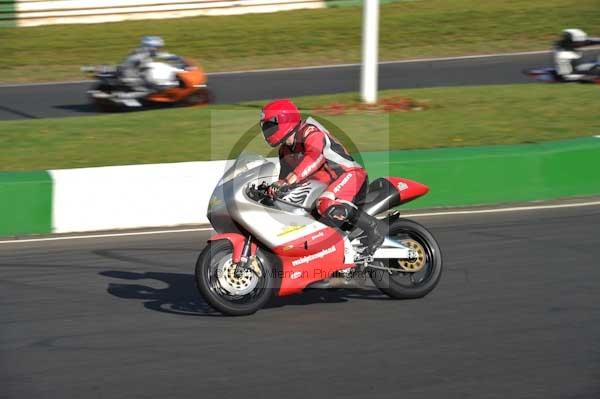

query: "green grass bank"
xmin=1 ymin=84 xmax=599 ymax=172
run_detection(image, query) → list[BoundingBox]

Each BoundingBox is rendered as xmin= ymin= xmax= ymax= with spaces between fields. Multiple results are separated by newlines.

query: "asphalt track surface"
xmin=2 ymin=50 xmax=595 ymax=121
xmin=2 ymin=204 xmax=599 ymax=398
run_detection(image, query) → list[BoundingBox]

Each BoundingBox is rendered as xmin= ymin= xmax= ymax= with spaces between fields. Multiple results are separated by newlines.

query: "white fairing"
xmin=234 ymin=187 xmax=327 ymax=248
xmin=208 ymin=156 xmax=330 ymax=248
xmin=144 ymin=62 xmax=180 ymax=87
xmin=554 ymin=50 xmax=582 ymax=76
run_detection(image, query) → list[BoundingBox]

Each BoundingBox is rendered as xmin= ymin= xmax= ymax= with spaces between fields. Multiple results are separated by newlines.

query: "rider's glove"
xmin=268 ymin=180 xmax=288 ymax=198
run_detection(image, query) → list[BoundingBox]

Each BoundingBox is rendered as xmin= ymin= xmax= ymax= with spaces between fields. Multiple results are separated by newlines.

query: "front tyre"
xmin=89 ymin=82 xmax=126 ymax=112
xmin=195 ymin=240 xmax=274 ymax=316
xmin=369 ymin=218 xmax=442 ymax=299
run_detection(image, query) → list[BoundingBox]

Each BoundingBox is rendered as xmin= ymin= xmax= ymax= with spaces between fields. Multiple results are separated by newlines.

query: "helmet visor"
xmin=260 ymin=117 xmax=279 ymax=138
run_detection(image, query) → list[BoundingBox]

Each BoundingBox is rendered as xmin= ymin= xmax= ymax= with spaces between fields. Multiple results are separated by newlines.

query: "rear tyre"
xmin=195 ymin=240 xmax=274 ymax=316
xmin=369 ymin=218 xmax=442 ymax=299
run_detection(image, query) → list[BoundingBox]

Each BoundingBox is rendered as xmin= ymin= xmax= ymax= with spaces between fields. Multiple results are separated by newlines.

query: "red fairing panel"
xmin=208 ymin=233 xmax=257 ymax=263
xmin=385 ymin=177 xmax=429 ymax=203
xmin=272 ymin=227 xmax=351 ymax=296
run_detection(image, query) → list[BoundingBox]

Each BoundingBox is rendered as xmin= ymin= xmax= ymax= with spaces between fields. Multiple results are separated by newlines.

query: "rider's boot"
xmin=323 ymin=204 xmax=385 ymax=256
xmin=351 ymin=209 xmax=386 ymax=256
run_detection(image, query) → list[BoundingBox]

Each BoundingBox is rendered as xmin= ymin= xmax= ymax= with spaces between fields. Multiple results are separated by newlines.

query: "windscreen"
xmin=219 ymin=154 xmax=270 ymax=185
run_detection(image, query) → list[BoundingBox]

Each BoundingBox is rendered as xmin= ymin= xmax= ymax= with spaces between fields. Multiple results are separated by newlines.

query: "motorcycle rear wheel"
xmin=369 ymin=218 xmax=442 ymax=299
xmin=195 ymin=240 xmax=274 ymax=316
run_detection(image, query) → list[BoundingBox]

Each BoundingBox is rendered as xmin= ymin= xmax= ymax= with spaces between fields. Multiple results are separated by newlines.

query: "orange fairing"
xmin=147 ymin=59 xmax=207 ymax=103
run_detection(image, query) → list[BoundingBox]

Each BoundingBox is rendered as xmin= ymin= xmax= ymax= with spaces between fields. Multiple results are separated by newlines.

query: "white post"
xmin=361 ymin=0 xmax=379 ymax=104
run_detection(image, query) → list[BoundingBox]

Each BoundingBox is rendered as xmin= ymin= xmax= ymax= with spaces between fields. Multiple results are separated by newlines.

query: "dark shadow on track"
xmin=92 ymin=248 xmax=190 ymax=269
xmin=0 ymin=104 xmax=39 ymax=119
xmin=54 ymin=104 xmax=99 ymax=114
xmin=100 ymin=270 xmax=221 ymax=317
xmin=100 ymin=270 xmax=388 ymax=317
xmin=54 ymin=101 xmax=213 ymax=116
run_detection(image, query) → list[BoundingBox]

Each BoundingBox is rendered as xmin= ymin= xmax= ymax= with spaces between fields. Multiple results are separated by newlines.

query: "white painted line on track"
xmin=1 ymin=200 xmax=600 ymax=245
xmin=4 ymin=47 xmax=600 ymax=88
xmin=205 ymin=50 xmax=554 ymax=76
xmin=2 ymin=48 xmax=586 ymax=88
xmin=0 ymin=80 xmax=95 ymax=88
xmin=0 ymin=227 xmax=213 ymax=244
xmin=404 ymin=200 xmax=600 ymax=218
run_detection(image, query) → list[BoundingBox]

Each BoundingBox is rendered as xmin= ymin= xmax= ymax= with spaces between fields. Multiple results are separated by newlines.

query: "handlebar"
xmin=246 ymin=181 xmax=270 ymax=201
xmin=246 ymin=181 xmax=298 ymax=202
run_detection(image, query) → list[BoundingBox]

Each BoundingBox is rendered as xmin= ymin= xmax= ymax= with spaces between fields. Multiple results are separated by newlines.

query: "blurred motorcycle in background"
xmin=524 ymin=28 xmax=600 ymax=84
xmin=82 ymin=57 xmax=213 ymax=111
xmin=524 ymin=60 xmax=600 ymax=84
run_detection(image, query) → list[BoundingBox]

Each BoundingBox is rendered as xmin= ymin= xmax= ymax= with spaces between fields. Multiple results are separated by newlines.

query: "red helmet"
xmin=260 ymin=99 xmax=301 ymax=147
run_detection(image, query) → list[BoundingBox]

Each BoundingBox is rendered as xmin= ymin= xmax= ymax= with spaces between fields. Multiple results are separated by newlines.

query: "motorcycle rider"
xmin=260 ymin=99 xmax=385 ymax=255
xmin=119 ymin=36 xmax=182 ymax=97
xmin=554 ymin=28 xmax=600 ymax=81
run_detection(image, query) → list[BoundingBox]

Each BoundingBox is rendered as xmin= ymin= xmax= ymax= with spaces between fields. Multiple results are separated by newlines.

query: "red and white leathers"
xmin=278 ymin=117 xmax=367 ymax=217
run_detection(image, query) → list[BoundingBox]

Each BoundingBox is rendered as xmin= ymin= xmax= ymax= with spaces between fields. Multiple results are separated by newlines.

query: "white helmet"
xmin=140 ymin=35 xmax=164 ymax=50
xmin=562 ymin=28 xmax=588 ymax=43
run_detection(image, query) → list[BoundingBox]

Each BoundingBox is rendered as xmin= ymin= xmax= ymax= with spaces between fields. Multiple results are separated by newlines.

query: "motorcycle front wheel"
xmin=368 ymin=218 xmax=442 ymax=299
xmin=90 ymin=83 xmax=124 ymax=112
xmin=195 ymin=240 xmax=274 ymax=316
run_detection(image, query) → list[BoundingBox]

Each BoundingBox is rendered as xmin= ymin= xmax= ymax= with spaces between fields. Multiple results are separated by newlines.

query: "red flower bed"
xmin=312 ymin=96 xmax=428 ymax=115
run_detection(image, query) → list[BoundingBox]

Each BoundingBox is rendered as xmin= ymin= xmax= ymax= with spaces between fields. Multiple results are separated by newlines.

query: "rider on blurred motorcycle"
xmin=554 ymin=29 xmax=600 ymax=81
xmin=120 ymin=36 xmax=183 ymax=97
xmin=260 ymin=99 xmax=385 ymax=255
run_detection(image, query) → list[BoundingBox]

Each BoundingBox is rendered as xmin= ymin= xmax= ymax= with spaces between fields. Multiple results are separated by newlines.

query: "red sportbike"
xmin=196 ymin=154 xmax=443 ymax=315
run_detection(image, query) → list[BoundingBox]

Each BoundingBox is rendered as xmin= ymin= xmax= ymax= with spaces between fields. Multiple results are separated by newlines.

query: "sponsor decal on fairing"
xmin=290 ymin=271 xmax=303 ymax=279
xmin=277 ymin=224 xmax=306 ymax=237
xmin=311 ymin=231 xmax=325 ymax=241
xmin=291 ymin=245 xmax=337 ymax=267
xmin=208 ymin=196 xmax=223 ymax=209
xmin=397 ymin=182 xmax=409 ymax=191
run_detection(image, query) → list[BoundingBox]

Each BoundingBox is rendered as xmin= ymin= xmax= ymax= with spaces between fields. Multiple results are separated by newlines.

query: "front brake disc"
xmin=217 ymin=259 xmax=259 ymax=295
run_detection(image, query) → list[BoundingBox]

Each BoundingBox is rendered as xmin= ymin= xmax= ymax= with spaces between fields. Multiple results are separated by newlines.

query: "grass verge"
xmin=1 ymin=0 xmax=599 ymax=83
xmin=1 ymin=84 xmax=599 ymax=172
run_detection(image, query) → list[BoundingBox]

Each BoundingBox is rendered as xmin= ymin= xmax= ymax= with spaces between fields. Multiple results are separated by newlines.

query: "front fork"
xmin=234 ymin=236 xmax=262 ymax=278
